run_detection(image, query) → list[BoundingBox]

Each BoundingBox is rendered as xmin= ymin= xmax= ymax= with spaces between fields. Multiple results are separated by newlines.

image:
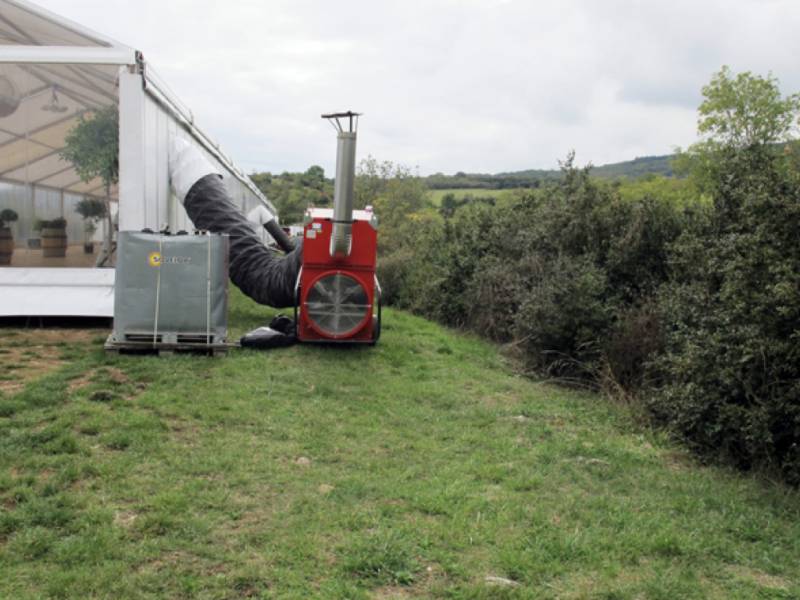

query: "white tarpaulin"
xmin=0 ymin=267 xmax=114 ymax=316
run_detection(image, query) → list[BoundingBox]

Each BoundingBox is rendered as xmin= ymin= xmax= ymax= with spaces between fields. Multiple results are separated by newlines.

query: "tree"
xmin=251 ymin=169 xmax=333 ymax=224
xmin=301 ymin=165 xmax=325 ymax=189
xmin=60 ymin=105 xmax=119 ymax=266
xmin=674 ymin=67 xmax=800 ymax=194
xmin=698 ymin=66 xmax=800 ymax=148
xmin=353 ymin=155 xmax=398 ymax=209
xmin=353 ymin=157 xmax=429 ymax=254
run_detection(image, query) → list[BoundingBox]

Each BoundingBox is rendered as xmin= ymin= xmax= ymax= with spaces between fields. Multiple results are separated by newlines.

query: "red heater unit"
xmin=295 ymin=112 xmax=381 ymax=344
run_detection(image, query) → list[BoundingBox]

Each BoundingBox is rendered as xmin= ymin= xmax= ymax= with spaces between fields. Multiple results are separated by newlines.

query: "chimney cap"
xmin=321 ymin=110 xmax=362 ymax=119
xmin=322 ymin=110 xmax=362 ymax=133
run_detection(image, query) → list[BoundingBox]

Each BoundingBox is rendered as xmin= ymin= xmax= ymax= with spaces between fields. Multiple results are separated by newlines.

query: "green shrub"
xmin=465 ymin=255 xmax=524 ymax=342
xmin=602 ymin=302 xmax=663 ymax=390
xmin=387 ymin=157 xmax=684 ymax=387
xmin=376 ymin=248 xmax=412 ymax=306
xmin=513 ymin=254 xmax=611 ymax=379
xmin=399 ymin=203 xmax=497 ymax=327
xmin=649 ymin=145 xmax=800 ymax=483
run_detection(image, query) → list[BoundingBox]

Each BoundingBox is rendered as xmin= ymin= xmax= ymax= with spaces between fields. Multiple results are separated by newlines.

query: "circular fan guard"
xmin=305 ymin=272 xmax=369 ymax=337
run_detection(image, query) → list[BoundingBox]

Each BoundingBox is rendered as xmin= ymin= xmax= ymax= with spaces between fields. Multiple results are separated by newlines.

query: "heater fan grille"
xmin=306 ymin=273 xmax=369 ymax=337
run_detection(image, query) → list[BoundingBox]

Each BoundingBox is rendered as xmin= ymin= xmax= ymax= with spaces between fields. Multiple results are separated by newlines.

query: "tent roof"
xmin=0 ymin=0 xmax=133 ymax=51
xmin=0 ymin=0 xmax=133 ymax=200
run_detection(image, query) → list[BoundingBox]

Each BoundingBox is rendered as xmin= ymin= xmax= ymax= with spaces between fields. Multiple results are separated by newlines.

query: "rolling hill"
xmin=426 ymin=154 xmax=676 ymax=190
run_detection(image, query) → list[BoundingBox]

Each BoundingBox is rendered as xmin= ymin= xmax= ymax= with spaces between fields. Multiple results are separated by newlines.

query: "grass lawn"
xmin=426 ymin=188 xmax=522 ymax=207
xmin=1 ymin=290 xmax=799 ymax=599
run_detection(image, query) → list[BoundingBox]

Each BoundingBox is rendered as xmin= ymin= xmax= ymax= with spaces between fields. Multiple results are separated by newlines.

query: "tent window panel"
xmin=0 ymin=57 xmax=119 ymax=269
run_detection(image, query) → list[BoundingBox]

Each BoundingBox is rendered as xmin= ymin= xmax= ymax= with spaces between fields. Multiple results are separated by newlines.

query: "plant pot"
xmin=41 ymin=227 xmax=67 ymax=258
xmin=0 ymin=227 xmax=13 ymax=265
xmin=83 ymin=242 xmax=94 ymax=254
xmin=27 ymin=237 xmax=41 ymax=249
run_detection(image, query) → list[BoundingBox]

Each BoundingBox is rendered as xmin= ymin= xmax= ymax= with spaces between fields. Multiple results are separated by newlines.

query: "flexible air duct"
xmin=184 ymin=174 xmax=301 ymax=308
xmin=169 ymin=138 xmax=301 ymax=308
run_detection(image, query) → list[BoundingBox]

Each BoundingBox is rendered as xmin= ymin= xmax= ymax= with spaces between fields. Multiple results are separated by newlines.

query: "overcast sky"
xmin=35 ymin=0 xmax=800 ymax=176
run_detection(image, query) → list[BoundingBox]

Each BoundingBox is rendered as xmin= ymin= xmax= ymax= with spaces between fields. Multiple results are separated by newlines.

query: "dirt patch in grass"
xmin=483 ymin=391 xmax=523 ymax=409
xmin=727 ymin=565 xmax=790 ymax=590
xmin=0 ymin=346 xmax=64 ymax=394
xmin=550 ymin=567 xmax=645 ymax=599
xmin=664 ymin=450 xmax=694 ymax=472
xmin=97 ymin=367 xmax=129 ymax=386
xmin=137 ymin=550 xmax=194 ymax=573
xmin=68 ymin=371 xmax=94 ymax=392
xmin=1 ymin=328 xmax=99 ymax=347
xmin=0 ymin=328 xmax=102 ymax=394
xmin=69 ymin=367 xmax=131 ymax=393
xmin=371 ymin=586 xmax=414 ymax=599
xmin=370 ymin=563 xmax=440 ymax=599
xmin=167 ymin=419 xmax=203 ymax=447
xmin=137 ymin=549 xmax=230 ymax=580
xmin=114 ymin=510 xmax=139 ymax=529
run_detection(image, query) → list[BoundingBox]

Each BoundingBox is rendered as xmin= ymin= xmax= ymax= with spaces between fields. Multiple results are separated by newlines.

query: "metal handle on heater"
xmin=293 ymin=266 xmax=303 ymax=338
xmin=373 ymin=275 xmax=382 ymax=344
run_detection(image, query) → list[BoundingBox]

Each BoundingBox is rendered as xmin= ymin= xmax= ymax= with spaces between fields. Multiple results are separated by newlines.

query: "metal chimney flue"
xmin=322 ymin=111 xmax=361 ymax=258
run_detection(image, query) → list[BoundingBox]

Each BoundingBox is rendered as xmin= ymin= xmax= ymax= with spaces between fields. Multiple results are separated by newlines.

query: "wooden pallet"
xmin=104 ymin=334 xmax=230 ymax=357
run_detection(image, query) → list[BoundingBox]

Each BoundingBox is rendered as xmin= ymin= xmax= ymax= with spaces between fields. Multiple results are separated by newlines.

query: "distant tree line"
xmin=425 ymin=172 xmax=545 ymax=190
xmin=249 ymin=149 xmax=676 ymax=224
xmin=425 ymin=154 xmax=676 ymax=190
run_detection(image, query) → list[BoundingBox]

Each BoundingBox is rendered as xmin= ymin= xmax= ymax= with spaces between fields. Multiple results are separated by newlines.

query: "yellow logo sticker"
xmin=148 ymin=251 xmax=162 ymax=267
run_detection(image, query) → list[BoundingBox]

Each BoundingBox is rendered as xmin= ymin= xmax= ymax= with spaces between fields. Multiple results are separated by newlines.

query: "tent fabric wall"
xmin=118 ymin=68 xmax=272 ymax=244
xmin=0 ymin=267 xmax=114 ymax=317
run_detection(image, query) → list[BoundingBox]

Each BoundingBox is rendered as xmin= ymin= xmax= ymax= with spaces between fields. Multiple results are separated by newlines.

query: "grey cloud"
xmin=33 ymin=0 xmax=800 ymax=174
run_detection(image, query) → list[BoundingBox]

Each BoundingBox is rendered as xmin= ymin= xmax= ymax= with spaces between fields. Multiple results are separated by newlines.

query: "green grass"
xmin=427 ymin=187 xmax=523 ymax=207
xmin=1 ymin=289 xmax=799 ymax=598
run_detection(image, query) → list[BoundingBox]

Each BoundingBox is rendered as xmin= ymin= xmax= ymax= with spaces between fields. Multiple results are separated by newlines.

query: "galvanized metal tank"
xmin=110 ymin=231 xmax=229 ymax=346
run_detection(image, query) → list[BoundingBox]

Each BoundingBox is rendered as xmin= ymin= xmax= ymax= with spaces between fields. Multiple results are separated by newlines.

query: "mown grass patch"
xmin=0 ymin=289 xmax=798 ymax=598
xmin=426 ymin=187 xmax=522 ymax=207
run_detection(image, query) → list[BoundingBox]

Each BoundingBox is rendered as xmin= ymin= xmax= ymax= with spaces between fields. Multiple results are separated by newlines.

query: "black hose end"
xmin=264 ymin=218 xmax=296 ymax=253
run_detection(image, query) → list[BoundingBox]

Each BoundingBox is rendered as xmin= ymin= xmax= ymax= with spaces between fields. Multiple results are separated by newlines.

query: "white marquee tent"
xmin=0 ymin=0 xmax=276 ymax=316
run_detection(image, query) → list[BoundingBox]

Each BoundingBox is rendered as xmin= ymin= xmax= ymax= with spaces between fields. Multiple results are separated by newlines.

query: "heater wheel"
xmin=370 ymin=280 xmax=382 ymax=345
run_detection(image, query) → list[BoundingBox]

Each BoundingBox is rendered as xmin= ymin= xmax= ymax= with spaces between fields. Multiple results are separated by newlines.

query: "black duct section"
xmin=184 ymin=174 xmax=302 ymax=308
xmin=263 ymin=218 xmax=296 ymax=253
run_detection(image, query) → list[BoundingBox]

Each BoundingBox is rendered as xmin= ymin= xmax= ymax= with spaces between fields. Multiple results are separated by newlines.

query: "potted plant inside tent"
xmin=40 ymin=217 xmax=68 ymax=258
xmin=75 ymin=198 xmax=106 ymax=254
xmin=60 ymin=105 xmax=118 ymax=267
xmin=0 ymin=208 xmax=18 ymax=265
